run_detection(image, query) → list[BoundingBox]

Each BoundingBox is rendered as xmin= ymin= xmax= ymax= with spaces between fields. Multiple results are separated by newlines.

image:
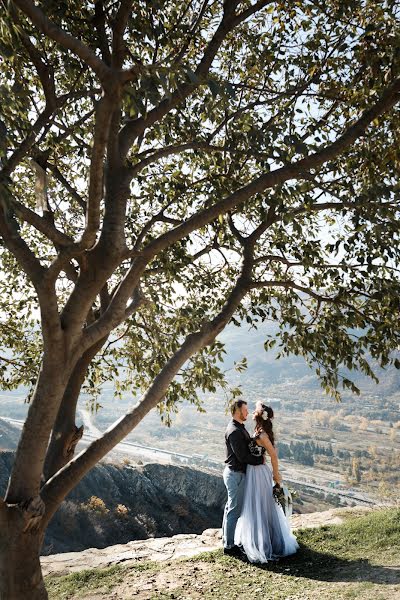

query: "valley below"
xmin=1 ymin=323 xmax=399 ymax=557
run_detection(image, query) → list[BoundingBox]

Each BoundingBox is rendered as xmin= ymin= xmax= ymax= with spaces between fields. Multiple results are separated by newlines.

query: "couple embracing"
xmin=222 ymin=399 xmax=299 ymax=563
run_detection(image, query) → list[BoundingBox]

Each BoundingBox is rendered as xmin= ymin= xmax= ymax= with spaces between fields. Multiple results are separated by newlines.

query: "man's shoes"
xmin=223 ymin=545 xmax=243 ymax=557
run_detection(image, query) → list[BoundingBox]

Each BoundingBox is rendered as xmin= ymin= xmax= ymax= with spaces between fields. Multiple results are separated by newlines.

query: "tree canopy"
xmin=0 ymin=4 xmax=399 ymax=590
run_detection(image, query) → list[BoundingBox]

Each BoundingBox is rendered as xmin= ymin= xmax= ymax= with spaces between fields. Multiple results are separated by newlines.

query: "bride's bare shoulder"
xmin=255 ymin=430 xmax=268 ymax=443
xmin=256 ymin=431 xmax=274 ymax=450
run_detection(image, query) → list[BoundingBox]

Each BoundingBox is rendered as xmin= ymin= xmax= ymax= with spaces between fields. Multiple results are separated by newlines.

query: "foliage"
xmin=84 ymin=496 xmax=109 ymax=515
xmin=0 ymin=2 xmax=399 ymax=543
xmin=0 ymin=1 xmax=399 ymax=418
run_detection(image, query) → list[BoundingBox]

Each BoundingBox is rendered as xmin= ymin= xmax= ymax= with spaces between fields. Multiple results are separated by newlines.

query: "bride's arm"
xmin=257 ymin=433 xmax=282 ymax=484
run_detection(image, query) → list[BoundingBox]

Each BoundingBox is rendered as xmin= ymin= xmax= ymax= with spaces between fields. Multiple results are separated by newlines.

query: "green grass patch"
xmin=296 ymin=507 xmax=400 ymax=562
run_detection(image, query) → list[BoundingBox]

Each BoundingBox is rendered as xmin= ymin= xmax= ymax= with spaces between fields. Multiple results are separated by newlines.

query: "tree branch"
xmin=0 ymin=355 xmax=25 ymax=368
xmin=249 ymin=278 xmax=336 ymax=301
xmin=0 ymin=196 xmax=45 ymax=286
xmin=78 ymin=74 xmax=400 ymax=350
xmin=288 ymin=199 xmax=398 ymax=220
xmin=40 ymin=247 xmax=254 ymax=522
xmin=46 ymin=163 xmax=87 ymax=213
xmin=234 ymin=0 xmax=274 ymax=22
xmin=93 ymin=0 xmax=112 ymax=65
xmin=127 ymin=141 xmax=266 ymax=177
xmin=111 ymin=0 xmax=134 ymax=68
xmin=79 ymin=93 xmax=119 ymax=249
xmin=12 ymin=0 xmax=112 ymax=83
xmin=2 ymin=107 xmax=55 ymax=178
xmin=10 ymin=194 xmax=73 ymax=247
xmin=142 ymin=75 xmax=400 ymax=255
xmin=48 ymin=108 xmax=96 ymax=149
xmin=16 ymin=17 xmax=56 ymax=103
xmin=250 ymin=278 xmax=380 ymax=326
xmin=2 ymin=94 xmax=95 ymax=179
xmin=168 ymin=0 xmax=211 ymax=66
xmin=119 ymin=2 xmax=272 ymax=156
xmin=43 ymin=335 xmax=108 ymax=480
xmin=227 ymin=212 xmax=245 ymax=244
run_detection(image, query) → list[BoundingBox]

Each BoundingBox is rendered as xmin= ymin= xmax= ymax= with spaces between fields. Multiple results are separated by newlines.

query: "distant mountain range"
xmin=0 ymin=323 xmax=398 ymax=428
xmin=219 ymin=324 xmax=400 ymax=397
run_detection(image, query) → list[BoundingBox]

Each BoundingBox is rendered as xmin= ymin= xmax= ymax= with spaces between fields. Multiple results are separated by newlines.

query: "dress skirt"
xmin=234 ymin=463 xmax=299 ymax=563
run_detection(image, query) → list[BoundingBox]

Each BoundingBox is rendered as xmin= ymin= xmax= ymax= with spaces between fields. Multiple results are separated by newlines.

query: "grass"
xmin=46 ymin=561 xmax=155 ymax=598
xmin=296 ymin=507 xmax=400 ymax=563
xmin=46 ymin=508 xmax=400 ymax=600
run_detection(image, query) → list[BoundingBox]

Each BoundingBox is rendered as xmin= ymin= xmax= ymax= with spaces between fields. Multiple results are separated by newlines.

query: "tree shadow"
xmin=250 ymin=544 xmax=400 ymax=586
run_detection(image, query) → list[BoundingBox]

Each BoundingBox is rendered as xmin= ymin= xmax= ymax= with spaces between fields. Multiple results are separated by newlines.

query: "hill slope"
xmin=46 ymin=507 xmax=400 ymax=600
xmin=0 ymin=452 xmax=225 ymax=555
xmin=0 ymin=419 xmax=21 ymax=450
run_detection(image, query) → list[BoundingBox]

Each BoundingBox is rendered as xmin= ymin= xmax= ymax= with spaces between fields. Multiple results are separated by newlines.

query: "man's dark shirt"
xmin=224 ymin=419 xmax=263 ymax=472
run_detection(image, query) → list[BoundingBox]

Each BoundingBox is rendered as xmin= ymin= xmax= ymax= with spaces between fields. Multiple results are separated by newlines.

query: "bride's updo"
xmin=254 ymin=401 xmax=275 ymax=446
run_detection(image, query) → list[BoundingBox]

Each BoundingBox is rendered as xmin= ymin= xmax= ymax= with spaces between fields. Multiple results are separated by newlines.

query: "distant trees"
xmin=358 ymin=417 xmax=370 ymax=432
xmin=85 ymin=496 xmax=109 ymax=515
xmin=310 ymin=409 xmax=352 ymax=431
xmin=311 ymin=410 xmax=332 ymax=429
xmin=278 ymin=439 xmax=333 ymax=466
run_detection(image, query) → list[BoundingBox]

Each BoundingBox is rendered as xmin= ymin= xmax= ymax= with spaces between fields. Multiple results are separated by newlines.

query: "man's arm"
xmin=228 ymin=429 xmax=263 ymax=466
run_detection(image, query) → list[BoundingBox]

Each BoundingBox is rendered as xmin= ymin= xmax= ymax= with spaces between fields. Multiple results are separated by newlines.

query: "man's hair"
xmin=230 ymin=399 xmax=247 ymax=416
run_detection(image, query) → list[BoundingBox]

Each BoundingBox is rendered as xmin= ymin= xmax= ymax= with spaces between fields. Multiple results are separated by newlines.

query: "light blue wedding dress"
xmin=234 ymin=441 xmax=299 ymax=563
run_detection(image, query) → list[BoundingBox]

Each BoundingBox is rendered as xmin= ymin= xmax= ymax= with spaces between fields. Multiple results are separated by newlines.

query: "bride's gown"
xmin=234 ymin=439 xmax=299 ymax=563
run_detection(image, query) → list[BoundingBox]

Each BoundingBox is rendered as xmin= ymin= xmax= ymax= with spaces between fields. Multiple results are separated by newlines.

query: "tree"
xmin=0 ymin=1 xmax=400 ymax=597
xmin=351 ymin=456 xmax=361 ymax=483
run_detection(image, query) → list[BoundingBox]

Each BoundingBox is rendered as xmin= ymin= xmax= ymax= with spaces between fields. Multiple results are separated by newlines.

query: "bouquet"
xmin=273 ymin=483 xmax=294 ymax=517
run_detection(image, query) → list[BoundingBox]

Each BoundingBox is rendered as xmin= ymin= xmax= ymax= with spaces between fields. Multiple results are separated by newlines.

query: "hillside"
xmin=45 ymin=507 xmax=400 ymax=599
xmin=1 ymin=450 xmax=347 ymax=558
xmin=0 ymin=452 xmax=225 ymax=555
xmin=0 ymin=418 xmax=21 ymax=450
xmin=219 ymin=323 xmax=400 ymax=398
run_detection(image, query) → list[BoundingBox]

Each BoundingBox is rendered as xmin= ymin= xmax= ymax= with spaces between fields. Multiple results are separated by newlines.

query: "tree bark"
xmin=43 ymin=337 xmax=107 ymax=480
xmin=0 ymin=504 xmax=47 ymax=600
xmin=5 ymin=358 xmax=68 ymax=503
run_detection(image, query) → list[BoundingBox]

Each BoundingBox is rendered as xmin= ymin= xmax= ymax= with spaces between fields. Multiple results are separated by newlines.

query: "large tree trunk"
xmin=4 ymin=341 xmax=70 ymax=504
xmin=43 ymin=338 xmax=107 ymax=480
xmin=0 ymin=503 xmax=47 ymax=600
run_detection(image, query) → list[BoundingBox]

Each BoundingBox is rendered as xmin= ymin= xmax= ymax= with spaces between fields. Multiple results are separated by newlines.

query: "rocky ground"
xmin=42 ymin=506 xmax=370 ymax=577
xmin=45 ymin=507 xmax=400 ymax=600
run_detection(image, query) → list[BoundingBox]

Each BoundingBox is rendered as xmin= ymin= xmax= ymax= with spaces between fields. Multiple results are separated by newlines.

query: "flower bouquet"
xmin=273 ymin=483 xmax=294 ymax=517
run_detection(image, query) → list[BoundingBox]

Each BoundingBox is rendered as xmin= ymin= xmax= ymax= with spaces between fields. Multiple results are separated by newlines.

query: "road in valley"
xmin=0 ymin=416 xmax=379 ymax=507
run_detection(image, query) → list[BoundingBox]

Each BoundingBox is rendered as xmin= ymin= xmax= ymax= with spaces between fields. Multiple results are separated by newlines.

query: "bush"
xmin=85 ymin=496 xmax=109 ymax=514
xmin=115 ymin=504 xmax=129 ymax=518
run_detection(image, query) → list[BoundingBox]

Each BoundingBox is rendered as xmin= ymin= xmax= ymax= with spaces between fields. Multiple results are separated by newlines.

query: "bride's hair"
xmin=254 ymin=401 xmax=275 ymax=446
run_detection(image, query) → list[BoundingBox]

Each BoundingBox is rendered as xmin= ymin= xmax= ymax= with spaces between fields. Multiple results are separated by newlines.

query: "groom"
xmin=222 ymin=399 xmax=265 ymax=556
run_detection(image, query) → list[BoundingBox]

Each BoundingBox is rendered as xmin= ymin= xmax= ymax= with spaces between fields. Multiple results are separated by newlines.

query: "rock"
xmin=291 ymin=505 xmax=373 ymax=530
xmin=41 ymin=506 xmax=373 ymax=578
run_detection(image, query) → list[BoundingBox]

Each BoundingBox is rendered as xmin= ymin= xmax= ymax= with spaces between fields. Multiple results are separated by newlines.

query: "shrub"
xmin=85 ymin=496 xmax=109 ymax=514
xmin=115 ymin=504 xmax=129 ymax=518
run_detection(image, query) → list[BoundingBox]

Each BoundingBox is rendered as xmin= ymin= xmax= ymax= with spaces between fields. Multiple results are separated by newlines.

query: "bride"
xmin=234 ymin=401 xmax=299 ymax=563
